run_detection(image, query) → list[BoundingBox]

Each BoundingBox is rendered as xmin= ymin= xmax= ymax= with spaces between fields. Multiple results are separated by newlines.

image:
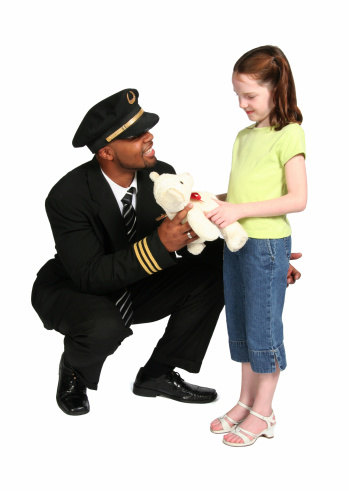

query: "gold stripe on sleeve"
xmin=133 ymin=242 xmax=153 ymax=275
xmin=143 ymin=237 xmax=162 ymax=271
xmin=138 ymin=240 xmax=157 ymax=273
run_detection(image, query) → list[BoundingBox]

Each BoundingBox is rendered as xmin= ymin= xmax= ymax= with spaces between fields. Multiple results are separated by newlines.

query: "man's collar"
xmin=100 ymin=168 xmax=138 ymax=202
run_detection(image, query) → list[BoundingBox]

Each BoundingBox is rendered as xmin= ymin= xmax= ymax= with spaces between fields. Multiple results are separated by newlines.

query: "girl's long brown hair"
xmin=233 ymin=45 xmax=302 ymax=131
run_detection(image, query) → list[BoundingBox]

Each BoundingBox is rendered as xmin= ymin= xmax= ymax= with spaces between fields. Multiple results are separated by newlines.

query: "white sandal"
xmin=210 ymin=401 xmax=252 ymax=434
xmin=223 ymin=409 xmax=276 ymax=446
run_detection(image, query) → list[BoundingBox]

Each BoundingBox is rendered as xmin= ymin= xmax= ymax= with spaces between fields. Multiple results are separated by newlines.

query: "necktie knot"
xmin=121 ymin=187 xmax=135 ymax=206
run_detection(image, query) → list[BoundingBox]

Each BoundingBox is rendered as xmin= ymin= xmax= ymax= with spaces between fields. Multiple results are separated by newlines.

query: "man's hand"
xmin=287 ymin=252 xmax=302 ymax=286
xmin=158 ymin=204 xmax=199 ymax=252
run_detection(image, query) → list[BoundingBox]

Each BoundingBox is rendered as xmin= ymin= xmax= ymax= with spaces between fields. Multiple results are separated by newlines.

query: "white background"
xmin=2 ymin=1 xmax=346 ymax=490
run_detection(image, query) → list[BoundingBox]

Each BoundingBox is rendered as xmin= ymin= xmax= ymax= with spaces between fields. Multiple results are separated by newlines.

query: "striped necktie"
xmin=117 ymin=187 xmax=136 ymax=328
xmin=121 ymin=187 xmax=136 ymax=243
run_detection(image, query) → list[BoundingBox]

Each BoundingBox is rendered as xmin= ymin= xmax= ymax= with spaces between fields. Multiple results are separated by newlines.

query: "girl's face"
xmin=232 ymin=73 xmax=275 ymax=128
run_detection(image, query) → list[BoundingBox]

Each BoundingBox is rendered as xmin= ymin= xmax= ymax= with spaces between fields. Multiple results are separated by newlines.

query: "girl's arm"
xmin=207 ymin=154 xmax=307 ymax=229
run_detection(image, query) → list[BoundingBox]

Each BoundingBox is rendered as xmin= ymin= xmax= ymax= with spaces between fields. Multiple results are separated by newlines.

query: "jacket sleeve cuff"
xmin=132 ymin=229 xmax=176 ymax=275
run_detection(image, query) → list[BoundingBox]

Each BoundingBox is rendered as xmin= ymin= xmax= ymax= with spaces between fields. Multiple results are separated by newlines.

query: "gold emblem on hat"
xmin=127 ymin=91 xmax=136 ymax=104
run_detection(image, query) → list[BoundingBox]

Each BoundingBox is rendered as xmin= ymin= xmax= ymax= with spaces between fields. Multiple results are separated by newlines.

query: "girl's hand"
xmin=287 ymin=252 xmax=302 ymax=286
xmin=206 ymin=200 xmax=241 ymax=228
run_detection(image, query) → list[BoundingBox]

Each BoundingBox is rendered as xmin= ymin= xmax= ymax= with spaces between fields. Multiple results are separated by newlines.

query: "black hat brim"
xmin=118 ymin=111 xmax=159 ymax=139
xmin=88 ymin=111 xmax=159 ymax=153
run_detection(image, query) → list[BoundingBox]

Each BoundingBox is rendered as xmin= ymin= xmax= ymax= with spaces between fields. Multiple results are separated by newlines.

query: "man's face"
xmin=107 ymin=131 xmax=157 ymax=170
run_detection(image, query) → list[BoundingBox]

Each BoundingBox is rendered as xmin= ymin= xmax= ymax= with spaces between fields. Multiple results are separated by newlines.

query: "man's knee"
xmin=81 ymin=308 xmax=133 ymax=357
xmin=57 ymin=295 xmax=133 ymax=357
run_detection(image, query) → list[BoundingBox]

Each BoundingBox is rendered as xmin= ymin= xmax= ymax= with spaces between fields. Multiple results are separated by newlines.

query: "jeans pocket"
xmin=283 ymin=236 xmax=292 ymax=261
xmin=266 ymin=239 xmax=275 ymax=261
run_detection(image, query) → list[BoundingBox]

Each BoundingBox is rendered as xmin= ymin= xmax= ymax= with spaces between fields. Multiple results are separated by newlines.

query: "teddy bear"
xmin=150 ymin=171 xmax=248 ymax=255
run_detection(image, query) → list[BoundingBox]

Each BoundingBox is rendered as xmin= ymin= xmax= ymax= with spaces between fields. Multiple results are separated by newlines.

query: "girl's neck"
xmin=255 ymin=116 xmax=271 ymax=128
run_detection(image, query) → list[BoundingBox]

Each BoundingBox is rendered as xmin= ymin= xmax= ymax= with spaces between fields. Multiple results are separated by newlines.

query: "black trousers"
xmin=32 ymin=242 xmax=224 ymax=390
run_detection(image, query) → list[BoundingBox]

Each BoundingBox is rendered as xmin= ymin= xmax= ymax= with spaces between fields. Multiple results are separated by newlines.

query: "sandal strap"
xmin=224 ymin=415 xmax=240 ymax=425
xmin=235 ymin=425 xmax=259 ymax=438
xmin=231 ymin=426 xmax=255 ymax=443
xmin=218 ymin=415 xmax=240 ymax=431
xmin=249 ymin=410 xmax=275 ymax=428
xmin=237 ymin=400 xmax=252 ymax=411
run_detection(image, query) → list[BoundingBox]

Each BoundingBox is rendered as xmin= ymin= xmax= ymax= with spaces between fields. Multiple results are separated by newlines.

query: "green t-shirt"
xmin=226 ymin=123 xmax=306 ymax=239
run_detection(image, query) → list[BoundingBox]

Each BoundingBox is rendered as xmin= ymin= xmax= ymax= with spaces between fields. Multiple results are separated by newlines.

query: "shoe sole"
xmin=223 ymin=434 xmax=274 ymax=447
xmin=56 ymin=396 xmax=90 ymax=416
xmin=133 ymin=384 xmax=217 ymax=404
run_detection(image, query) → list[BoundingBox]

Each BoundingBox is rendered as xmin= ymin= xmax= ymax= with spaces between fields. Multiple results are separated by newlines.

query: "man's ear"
xmin=97 ymin=145 xmax=113 ymax=161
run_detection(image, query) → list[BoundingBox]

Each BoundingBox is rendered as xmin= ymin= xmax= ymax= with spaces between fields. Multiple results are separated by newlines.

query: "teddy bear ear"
xmin=149 ymin=172 xmax=160 ymax=182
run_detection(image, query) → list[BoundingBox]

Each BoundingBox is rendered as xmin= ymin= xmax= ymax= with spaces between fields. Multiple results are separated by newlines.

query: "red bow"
xmin=190 ymin=192 xmax=203 ymax=202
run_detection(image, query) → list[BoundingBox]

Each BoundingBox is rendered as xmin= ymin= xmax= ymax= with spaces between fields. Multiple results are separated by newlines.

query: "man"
xmin=32 ymin=89 xmax=301 ymax=416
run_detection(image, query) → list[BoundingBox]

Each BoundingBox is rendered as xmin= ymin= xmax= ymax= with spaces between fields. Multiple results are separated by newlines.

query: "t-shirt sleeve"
xmin=279 ymin=124 xmax=306 ymax=166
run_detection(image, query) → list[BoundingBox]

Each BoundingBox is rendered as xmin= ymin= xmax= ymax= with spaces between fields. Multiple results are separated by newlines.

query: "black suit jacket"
xmin=35 ymin=157 xmax=177 ymax=299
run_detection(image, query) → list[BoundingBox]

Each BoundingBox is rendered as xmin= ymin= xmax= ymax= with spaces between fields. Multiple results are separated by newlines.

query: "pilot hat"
xmin=72 ymin=89 xmax=159 ymax=153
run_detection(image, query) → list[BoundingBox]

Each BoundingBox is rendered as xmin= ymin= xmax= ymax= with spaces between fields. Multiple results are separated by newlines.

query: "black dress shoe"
xmin=133 ymin=368 xmax=217 ymax=404
xmin=56 ymin=354 xmax=90 ymax=416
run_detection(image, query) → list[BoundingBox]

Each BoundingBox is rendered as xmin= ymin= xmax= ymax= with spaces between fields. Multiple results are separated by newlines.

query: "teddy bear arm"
xmin=187 ymin=208 xmax=220 ymax=240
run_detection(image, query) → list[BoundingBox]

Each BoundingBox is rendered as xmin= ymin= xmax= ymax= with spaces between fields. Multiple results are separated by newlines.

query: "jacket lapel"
xmin=87 ymin=158 xmax=163 ymax=250
xmin=87 ymin=157 xmax=129 ymax=250
xmin=136 ymin=168 xmax=164 ymax=241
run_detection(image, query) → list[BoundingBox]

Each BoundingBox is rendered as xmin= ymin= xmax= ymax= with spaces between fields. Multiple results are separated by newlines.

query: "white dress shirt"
xmin=100 ymin=168 xmax=138 ymax=212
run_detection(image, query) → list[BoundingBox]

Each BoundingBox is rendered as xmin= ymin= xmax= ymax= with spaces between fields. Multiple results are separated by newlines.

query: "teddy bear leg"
xmin=187 ymin=242 xmax=206 ymax=255
xmin=222 ymin=224 xmax=248 ymax=252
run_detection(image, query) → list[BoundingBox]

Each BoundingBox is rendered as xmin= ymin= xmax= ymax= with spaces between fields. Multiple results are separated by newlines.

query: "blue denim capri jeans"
xmin=223 ymin=236 xmax=291 ymax=373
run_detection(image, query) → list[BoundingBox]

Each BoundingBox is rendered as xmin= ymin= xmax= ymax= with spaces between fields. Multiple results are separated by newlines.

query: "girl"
xmin=207 ymin=45 xmax=307 ymax=447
